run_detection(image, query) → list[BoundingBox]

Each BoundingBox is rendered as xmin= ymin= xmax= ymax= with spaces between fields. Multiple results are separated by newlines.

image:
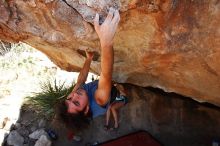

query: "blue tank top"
xmin=82 ymin=80 xmax=109 ymax=118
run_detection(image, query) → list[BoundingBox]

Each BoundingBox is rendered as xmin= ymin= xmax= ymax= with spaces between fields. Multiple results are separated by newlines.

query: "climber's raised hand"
xmin=94 ymin=7 xmax=120 ymax=49
xmin=85 ymin=50 xmax=94 ymax=60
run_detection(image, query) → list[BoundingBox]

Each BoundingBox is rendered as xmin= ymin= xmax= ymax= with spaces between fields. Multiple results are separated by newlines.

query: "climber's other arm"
xmin=72 ymin=51 xmax=94 ymax=92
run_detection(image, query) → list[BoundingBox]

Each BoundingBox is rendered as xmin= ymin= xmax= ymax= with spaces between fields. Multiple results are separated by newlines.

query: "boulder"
xmin=7 ymin=130 xmax=24 ymax=146
xmin=0 ymin=0 xmax=219 ymax=106
xmin=29 ymin=129 xmax=47 ymax=140
xmin=34 ymin=135 xmax=51 ymax=146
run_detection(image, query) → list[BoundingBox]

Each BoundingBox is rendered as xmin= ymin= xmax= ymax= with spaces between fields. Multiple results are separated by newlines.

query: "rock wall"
xmin=0 ymin=0 xmax=220 ymax=106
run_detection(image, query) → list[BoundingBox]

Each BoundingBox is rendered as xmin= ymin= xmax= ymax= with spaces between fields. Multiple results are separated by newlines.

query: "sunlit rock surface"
xmin=0 ymin=0 xmax=220 ymax=106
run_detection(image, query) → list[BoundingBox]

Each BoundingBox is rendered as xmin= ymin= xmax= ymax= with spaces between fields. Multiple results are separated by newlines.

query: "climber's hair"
xmin=55 ymin=99 xmax=91 ymax=131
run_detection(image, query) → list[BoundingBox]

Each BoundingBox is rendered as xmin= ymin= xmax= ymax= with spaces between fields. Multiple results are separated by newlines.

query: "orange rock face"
xmin=0 ymin=0 xmax=220 ymax=106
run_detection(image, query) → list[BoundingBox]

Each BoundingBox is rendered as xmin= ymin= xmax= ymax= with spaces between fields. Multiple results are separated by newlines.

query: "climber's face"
xmin=65 ymin=88 xmax=89 ymax=114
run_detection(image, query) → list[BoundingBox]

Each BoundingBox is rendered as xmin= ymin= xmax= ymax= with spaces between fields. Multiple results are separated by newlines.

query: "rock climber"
xmin=57 ymin=7 xmax=127 ymax=141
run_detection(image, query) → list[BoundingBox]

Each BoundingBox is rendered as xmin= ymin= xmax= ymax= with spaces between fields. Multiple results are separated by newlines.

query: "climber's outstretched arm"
xmin=72 ymin=51 xmax=94 ymax=92
xmin=94 ymin=8 xmax=120 ymax=106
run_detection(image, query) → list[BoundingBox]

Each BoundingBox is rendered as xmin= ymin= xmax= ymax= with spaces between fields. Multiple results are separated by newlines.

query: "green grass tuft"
xmin=26 ymin=79 xmax=74 ymax=119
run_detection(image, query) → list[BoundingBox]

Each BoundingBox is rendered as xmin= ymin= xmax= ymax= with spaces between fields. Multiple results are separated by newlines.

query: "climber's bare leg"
xmin=105 ymin=105 xmax=111 ymax=126
xmin=110 ymin=102 xmax=125 ymax=128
